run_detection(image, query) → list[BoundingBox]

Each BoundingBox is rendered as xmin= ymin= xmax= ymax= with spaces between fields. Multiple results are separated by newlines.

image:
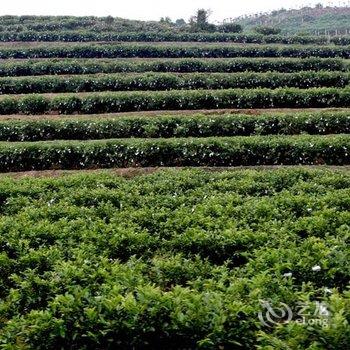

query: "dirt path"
xmin=0 ymin=108 xmax=348 ymax=121
xmin=1 ymin=165 xmax=349 ymax=179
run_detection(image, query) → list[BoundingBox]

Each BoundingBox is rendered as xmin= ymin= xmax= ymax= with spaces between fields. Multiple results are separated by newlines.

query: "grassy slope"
xmin=236 ymin=6 xmax=350 ymax=35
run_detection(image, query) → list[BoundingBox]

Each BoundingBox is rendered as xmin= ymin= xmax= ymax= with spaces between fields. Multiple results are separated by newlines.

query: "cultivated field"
xmin=0 ymin=16 xmax=349 ymax=349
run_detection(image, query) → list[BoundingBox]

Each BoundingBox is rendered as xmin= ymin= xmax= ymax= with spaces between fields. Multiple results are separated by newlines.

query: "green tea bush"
xmin=0 ymin=168 xmax=349 ymax=348
xmin=0 ymin=88 xmax=350 ymax=114
xmin=18 ymin=95 xmax=50 ymax=114
xmin=0 ymin=57 xmax=345 ymax=77
xmin=0 ymin=43 xmax=348 ymax=59
xmin=0 ymin=135 xmax=348 ymax=171
xmin=0 ymin=87 xmax=349 ymax=114
xmin=0 ymin=30 xmax=340 ymax=44
xmin=0 ymin=71 xmax=349 ymax=94
xmin=0 ymin=111 xmax=348 ymax=141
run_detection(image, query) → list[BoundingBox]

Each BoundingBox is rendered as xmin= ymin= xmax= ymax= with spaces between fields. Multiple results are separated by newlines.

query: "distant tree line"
xmin=161 ymin=9 xmax=282 ymax=35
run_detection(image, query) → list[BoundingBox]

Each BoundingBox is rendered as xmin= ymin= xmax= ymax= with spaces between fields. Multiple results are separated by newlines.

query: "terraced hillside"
xmin=236 ymin=6 xmax=350 ymax=35
xmin=0 ymin=40 xmax=348 ymax=170
xmin=0 ymin=17 xmax=349 ymax=349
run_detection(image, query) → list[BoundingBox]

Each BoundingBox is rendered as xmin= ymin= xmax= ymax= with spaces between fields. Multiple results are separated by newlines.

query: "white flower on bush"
xmin=312 ymin=265 xmax=321 ymax=272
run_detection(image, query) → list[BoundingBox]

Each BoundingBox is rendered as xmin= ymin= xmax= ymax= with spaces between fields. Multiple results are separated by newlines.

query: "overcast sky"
xmin=0 ymin=0 xmax=347 ymax=21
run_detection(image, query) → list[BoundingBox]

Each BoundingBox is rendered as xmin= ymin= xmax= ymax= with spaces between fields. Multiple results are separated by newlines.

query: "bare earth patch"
xmin=1 ymin=165 xmax=349 ymax=179
xmin=0 ymin=108 xmax=347 ymax=121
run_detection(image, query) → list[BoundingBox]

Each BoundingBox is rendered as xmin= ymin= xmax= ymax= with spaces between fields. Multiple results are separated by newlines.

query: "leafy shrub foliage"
xmin=254 ymin=26 xmax=282 ymax=35
xmin=0 ymin=57 xmax=345 ymax=77
xmin=0 ymin=111 xmax=348 ymax=141
xmin=0 ymin=43 xmax=348 ymax=59
xmin=0 ymin=30 xmax=349 ymax=45
xmin=0 ymin=87 xmax=349 ymax=114
xmin=0 ymin=169 xmax=349 ymax=348
xmin=0 ymin=134 xmax=347 ymax=171
xmin=0 ymin=71 xmax=349 ymax=94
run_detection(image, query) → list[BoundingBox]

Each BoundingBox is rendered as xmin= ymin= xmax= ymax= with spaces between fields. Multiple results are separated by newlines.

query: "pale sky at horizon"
xmin=0 ymin=0 xmax=347 ymax=22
